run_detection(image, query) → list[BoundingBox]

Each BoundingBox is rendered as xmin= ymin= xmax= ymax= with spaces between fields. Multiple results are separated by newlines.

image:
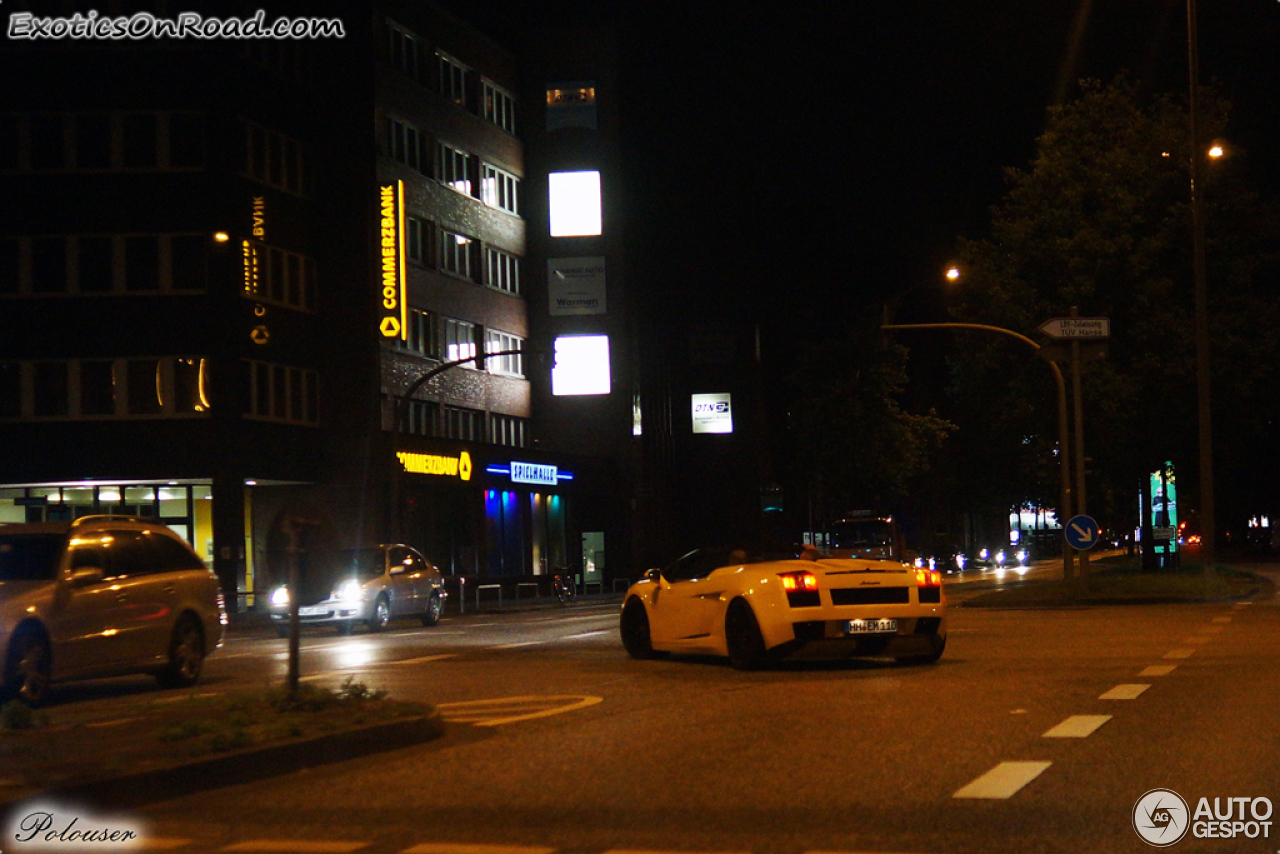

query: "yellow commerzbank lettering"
xmin=397 ymin=450 xmax=472 ymax=481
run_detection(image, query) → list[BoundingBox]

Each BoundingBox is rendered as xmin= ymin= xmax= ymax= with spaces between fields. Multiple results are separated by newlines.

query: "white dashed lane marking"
xmin=392 ymin=654 xmax=457 ymax=665
xmin=1043 ymin=715 xmax=1112 ymax=738
xmin=1139 ymin=664 xmax=1178 ymax=677
xmin=1099 ymin=684 xmax=1150 ymax=700
xmin=953 ymin=761 xmax=1053 ymax=799
xmin=1212 ymin=615 xmax=1233 ymax=623
xmin=1163 ymin=648 xmax=1196 ymax=659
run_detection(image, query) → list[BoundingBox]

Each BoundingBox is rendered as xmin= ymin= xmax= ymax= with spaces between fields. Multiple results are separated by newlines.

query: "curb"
xmin=1 ymin=712 xmax=445 ymax=810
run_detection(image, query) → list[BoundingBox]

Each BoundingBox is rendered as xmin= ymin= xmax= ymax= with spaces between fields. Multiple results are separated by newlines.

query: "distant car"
xmin=0 ymin=516 xmax=227 ymax=705
xmin=927 ymin=545 xmax=967 ymax=574
xmin=619 ymin=547 xmax=947 ymax=669
xmin=268 ymin=544 xmax=447 ymax=636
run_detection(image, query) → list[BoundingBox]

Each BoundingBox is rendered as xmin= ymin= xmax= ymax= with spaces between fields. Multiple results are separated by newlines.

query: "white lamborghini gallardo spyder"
xmin=619 ymin=547 xmax=947 ymax=669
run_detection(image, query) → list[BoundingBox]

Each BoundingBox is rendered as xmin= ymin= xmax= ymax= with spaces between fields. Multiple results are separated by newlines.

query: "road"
xmin=17 ymin=566 xmax=1280 ymax=854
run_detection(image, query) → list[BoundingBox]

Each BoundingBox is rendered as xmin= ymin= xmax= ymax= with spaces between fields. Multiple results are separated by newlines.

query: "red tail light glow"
xmin=779 ymin=570 xmax=819 ymax=591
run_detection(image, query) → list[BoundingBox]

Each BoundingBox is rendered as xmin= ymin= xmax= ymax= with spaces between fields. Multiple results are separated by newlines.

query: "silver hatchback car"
xmin=268 ymin=544 xmax=448 ymax=636
xmin=0 ymin=516 xmax=227 ymax=705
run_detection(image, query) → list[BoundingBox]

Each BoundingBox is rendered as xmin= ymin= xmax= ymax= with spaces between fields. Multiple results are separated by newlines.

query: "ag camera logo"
xmin=1133 ymin=788 xmax=1189 ymax=847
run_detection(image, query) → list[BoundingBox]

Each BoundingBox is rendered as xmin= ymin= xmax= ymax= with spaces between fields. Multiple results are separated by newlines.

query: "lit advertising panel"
xmin=549 ymin=171 xmax=602 ymax=237
xmin=691 ymin=393 xmax=733 ymax=434
xmin=552 ymin=335 xmax=610 ymax=396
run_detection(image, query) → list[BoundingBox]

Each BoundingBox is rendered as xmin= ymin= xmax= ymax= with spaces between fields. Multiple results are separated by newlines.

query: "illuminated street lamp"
xmin=945 ymin=266 xmax=961 ymax=283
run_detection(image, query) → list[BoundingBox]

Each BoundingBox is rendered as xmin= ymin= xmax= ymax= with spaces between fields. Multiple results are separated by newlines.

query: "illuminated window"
xmin=485 ymin=330 xmax=525 ymax=377
xmin=403 ymin=399 xmax=438 ymax=436
xmin=436 ymin=51 xmax=469 ymax=107
xmin=483 ymin=80 xmax=516 ymax=133
xmin=546 ymin=82 xmax=597 ymax=131
xmin=388 ymin=117 xmax=426 ymax=173
xmin=485 ymin=247 xmax=521 ymax=295
xmin=438 ymin=143 xmax=472 ymax=195
xmin=552 ymin=335 xmax=611 ymax=396
xmin=438 ymin=230 xmax=478 ymax=281
xmin=548 ymin=171 xmax=602 ymax=237
xmin=0 ymin=357 xmax=211 ymax=421
xmin=445 ymin=318 xmax=478 ymax=364
xmin=481 ymin=164 xmax=520 ymax=215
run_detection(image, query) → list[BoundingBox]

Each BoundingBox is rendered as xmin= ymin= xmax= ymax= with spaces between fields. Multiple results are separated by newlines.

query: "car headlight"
xmin=270 ymin=586 xmax=289 ymax=608
xmin=335 ymin=579 xmax=365 ymax=603
xmin=955 ymin=554 xmax=966 ymax=570
xmin=995 ymin=549 xmax=1006 ymax=565
xmin=978 ymin=548 xmax=989 ymax=560
xmin=1015 ymin=549 xmax=1028 ymax=563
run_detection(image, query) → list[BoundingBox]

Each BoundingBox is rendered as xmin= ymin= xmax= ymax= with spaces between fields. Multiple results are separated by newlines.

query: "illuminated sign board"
xmin=397 ymin=449 xmax=472 ymax=480
xmin=691 ymin=393 xmax=733 ymax=434
xmin=546 ymin=81 xmax=597 ymax=131
xmin=549 ymin=171 xmax=602 ymax=237
xmin=548 ymin=257 xmax=606 ymax=315
xmin=378 ymin=181 xmax=407 ymax=340
xmin=486 ymin=462 xmax=574 ymax=485
xmin=552 ymin=335 xmax=611 ymax=396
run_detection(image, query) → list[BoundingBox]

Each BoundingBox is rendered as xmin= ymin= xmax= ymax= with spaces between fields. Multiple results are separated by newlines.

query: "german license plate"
xmin=298 ymin=606 xmax=331 ymax=617
xmin=845 ymin=618 xmax=897 ymax=634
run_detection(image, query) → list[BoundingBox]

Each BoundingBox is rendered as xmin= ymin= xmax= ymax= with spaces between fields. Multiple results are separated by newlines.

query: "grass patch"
xmin=154 ymin=677 xmax=431 ymax=756
xmin=963 ymin=557 xmax=1267 ymax=607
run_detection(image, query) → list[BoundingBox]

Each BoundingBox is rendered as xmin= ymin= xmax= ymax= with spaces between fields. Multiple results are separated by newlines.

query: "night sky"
xmin=452 ymin=0 xmax=1280 ymax=329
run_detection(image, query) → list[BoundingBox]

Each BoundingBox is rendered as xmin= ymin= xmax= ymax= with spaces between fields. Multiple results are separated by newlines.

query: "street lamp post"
xmin=1187 ymin=0 xmax=1216 ymax=560
xmin=881 ymin=322 xmax=1075 ymax=581
xmin=388 ymin=349 xmax=535 ymax=543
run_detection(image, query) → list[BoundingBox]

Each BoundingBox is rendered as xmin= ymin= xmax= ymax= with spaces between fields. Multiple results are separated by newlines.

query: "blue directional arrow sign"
xmin=1064 ymin=515 xmax=1101 ymax=551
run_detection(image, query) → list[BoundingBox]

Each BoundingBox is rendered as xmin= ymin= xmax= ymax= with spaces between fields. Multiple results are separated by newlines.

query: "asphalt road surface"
xmin=15 ymin=568 xmax=1280 ymax=854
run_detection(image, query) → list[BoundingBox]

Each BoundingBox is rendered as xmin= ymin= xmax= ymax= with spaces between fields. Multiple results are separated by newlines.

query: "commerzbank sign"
xmin=397 ymin=449 xmax=472 ymax=480
xmin=377 ymin=181 xmax=407 ymax=340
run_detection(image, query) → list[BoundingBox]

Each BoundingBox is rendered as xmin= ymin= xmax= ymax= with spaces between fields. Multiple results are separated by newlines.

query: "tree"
xmin=786 ymin=325 xmax=955 ymax=523
xmin=950 ymin=76 xmax=1280 ymax=533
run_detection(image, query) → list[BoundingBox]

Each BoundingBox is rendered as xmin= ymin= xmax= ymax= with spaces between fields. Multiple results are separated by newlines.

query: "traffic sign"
xmin=1038 ymin=317 xmax=1111 ymax=339
xmin=1064 ymin=515 xmax=1101 ymax=550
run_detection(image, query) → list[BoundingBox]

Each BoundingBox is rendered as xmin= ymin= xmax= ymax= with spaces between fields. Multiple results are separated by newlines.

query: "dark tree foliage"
xmin=950 ymin=76 xmax=1280 ymax=530
xmin=786 ymin=327 xmax=955 ymax=522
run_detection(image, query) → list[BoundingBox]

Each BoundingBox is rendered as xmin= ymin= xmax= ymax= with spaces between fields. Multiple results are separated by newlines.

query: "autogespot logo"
xmin=1133 ymin=788 xmax=1190 ymax=847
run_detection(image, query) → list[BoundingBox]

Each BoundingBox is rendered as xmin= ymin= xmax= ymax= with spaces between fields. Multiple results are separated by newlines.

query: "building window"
xmin=387 ymin=21 xmax=423 ymax=82
xmin=437 ymin=143 xmax=472 ymax=195
xmin=481 ymin=164 xmax=520 ymax=215
xmin=1 ymin=235 xmax=207 ymax=296
xmin=436 ymin=51 xmax=468 ymax=107
xmin=396 ymin=308 xmax=435 ymax=357
xmin=549 ymin=170 xmax=603 ymax=237
xmin=438 ymin=230 xmax=478 ymax=281
xmin=245 ymin=360 xmax=318 ymax=425
xmin=483 ymin=80 xmax=516 ymax=133
xmin=406 ymin=216 xmax=429 ymax=264
xmin=1 ymin=357 xmax=211 ymax=421
xmin=388 ymin=117 xmax=426 ymax=173
xmin=490 ymin=413 xmax=527 ymax=448
xmin=485 ymin=330 xmax=525 ymax=377
xmin=443 ymin=405 xmax=483 ymax=441
xmin=485 ymin=247 xmax=521 ymax=295
xmin=244 ymin=243 xmax=316 ymax=311
xmin=244 ymin=121 xmax=307 ymax=194
xmin=403 ymin=399 xmax=437 ymax=436
xmin=444 ymin=318 xmax=477 ymax=365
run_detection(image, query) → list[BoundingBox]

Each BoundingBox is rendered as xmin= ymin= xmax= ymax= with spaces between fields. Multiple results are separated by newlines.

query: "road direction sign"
xmin=1038 ymin=317 xmax=1111 ymax=339
xmin=1064 ymin=515 xmax=1101 ymax=550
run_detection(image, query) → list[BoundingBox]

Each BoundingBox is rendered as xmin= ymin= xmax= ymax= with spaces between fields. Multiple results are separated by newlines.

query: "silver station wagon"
xmin=268 ymin=544 xmax=448 ymax=635
xmin=0 ymin=516 xmax=227 ymax=705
